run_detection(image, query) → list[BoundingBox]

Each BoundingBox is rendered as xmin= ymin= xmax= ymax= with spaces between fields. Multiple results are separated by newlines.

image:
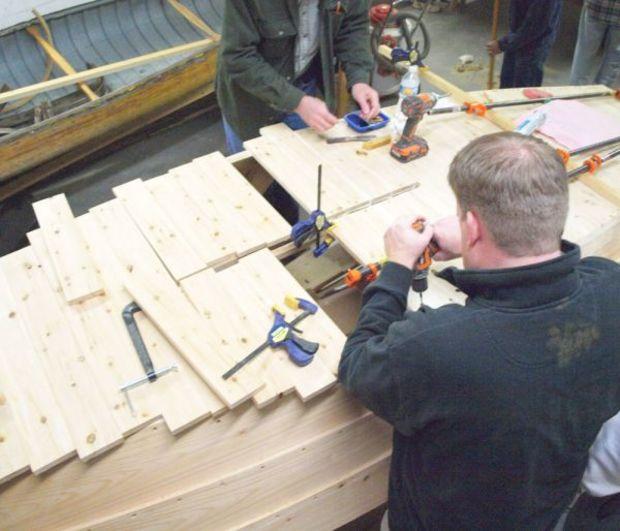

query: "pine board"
xmin=0 ymin=248 xmax=122 ymax=464
xmin=87 ymin=413 xmax=391 ymax=530
xmin=245 ymin=103 xmax=500 ymax=218
xmin=181 ymin=249 xmax=340 ymax=407
xmin=27 ymin=227 xmax=161 ymax=436
xmin=113 ymin=179 xmax=208 ymax=281
xmin=241 ymin=453 xmax=390 ymax=530
xmin=31 ymin=194 xmax=104 ymax=304
xmin=77 ymin=211 xmax=224 ymax=435
xmin=0 ymin=269 xmax=74 ymax=478
xmin=90 ymin=199 xmax=260 ymax=410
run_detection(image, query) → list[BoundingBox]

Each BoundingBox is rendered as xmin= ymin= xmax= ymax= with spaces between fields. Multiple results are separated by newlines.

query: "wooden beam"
xmin=487 ymin=0 xmax=500 ymax=90
xmin=0 ymin=38 xmax=214 ymax=106
xmin=26 ymin=26 xmax=98 ymax=102
xmin=166 ymin=0 xmax=220 ymax=41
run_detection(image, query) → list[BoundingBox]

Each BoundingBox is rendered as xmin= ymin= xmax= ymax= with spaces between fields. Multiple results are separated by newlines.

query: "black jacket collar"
xmin=437 ymin=241 xmax=582 ymax=309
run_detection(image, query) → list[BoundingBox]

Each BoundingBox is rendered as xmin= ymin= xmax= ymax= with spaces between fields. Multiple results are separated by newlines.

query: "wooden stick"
xmin=488 ymin=0 xmax=500 ymax=89
xmin=336 ymin=62 xmax=349 ymax=118
xmin=26 ymin=27 xmax=98 ymax=102
xmin=166 ymin=0 xmax=220 ymax=40
xmin=0 ymin=38 xmax=215 ymax=106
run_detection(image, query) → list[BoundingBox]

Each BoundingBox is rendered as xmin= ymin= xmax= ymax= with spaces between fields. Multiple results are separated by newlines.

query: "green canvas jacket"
xmin=216 ymin=0 xmax=373 ymax=141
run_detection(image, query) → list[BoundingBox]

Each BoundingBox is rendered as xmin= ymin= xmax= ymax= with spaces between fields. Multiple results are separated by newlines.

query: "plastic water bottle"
xmin=393 ymin=65 xmax=420 ymax=135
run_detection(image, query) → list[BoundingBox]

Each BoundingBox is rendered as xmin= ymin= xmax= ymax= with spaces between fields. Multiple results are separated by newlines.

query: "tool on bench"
xmin=222 ymin=296 xmax=320 ymax=380
xmin=290 ymin=165 xmax=335 ymax=257
xmin=429 ymin=89 xmax=620 ymax=118
xmin=326 ymin=134 xmax=377 ymax=144
xmin=391 ymin=93 xmax=439 ymax=163
xmin=317 ymin=259 xmax=387 ymax=299
xmin=567 ymin=146 xmax=620 ymax=180
xmin=120 ymin=302 xmax=178 ymax=415
xmin=344 ymin=111 xmax=390 ymax=133
xmin=411 ymin=221 xmax=439 ymax=308
xmin=556 ymin=135 xmax=620 ymax=165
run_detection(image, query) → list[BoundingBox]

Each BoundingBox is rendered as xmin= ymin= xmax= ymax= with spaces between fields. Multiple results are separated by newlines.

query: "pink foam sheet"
xmin=517 ymin=100 xmax=620 ymax=151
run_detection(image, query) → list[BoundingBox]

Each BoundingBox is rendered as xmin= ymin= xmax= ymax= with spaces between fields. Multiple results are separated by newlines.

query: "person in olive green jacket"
xmin=216 ymin=0 xmax=379 ymax=152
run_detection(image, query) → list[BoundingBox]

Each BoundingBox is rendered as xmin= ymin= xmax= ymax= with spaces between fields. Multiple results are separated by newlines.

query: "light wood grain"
xmin=28 ymin=227 xmax=160 ymax=436
xmin=113 ymin=179 xmax=208 ymax=281
xmin=0 ymin=39 xmax=215 ymax=106
xmin=241 ymin=453 xmax=390 ymax=530
xmin=1 ymin=248 xmax=124 ymax=461
xmin=32 ymin=194 xmax=104 ymax=304
xmin=0 ymin=269 xmax=74 ymax=478
xmin=91 ymin=200 xmax=259 ymax=409
xmin=85 ymin=413 xmax=391 ymax=530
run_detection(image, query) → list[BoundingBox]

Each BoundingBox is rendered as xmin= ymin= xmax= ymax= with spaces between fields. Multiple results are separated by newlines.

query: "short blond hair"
xmin=448 ymin=132 xmax=568 ymax=256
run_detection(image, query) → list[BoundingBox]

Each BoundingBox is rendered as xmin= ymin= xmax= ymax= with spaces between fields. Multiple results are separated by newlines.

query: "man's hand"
xmin=295 ymin=95 xmax=339 ymax=133
xmin=384 ymin=216 xmax=434 ymax=270
xmin=486 ymin=40 xmax=502 ymax=56
xmin=432 ymin=216 xmax=462 ymax=261
xmin=351 ymin=83 xmax=380 ymax=121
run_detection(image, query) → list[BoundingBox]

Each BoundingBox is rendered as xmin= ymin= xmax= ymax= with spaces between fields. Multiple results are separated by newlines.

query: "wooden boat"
xmin=0 ymin=0 xmax=223 ymax=201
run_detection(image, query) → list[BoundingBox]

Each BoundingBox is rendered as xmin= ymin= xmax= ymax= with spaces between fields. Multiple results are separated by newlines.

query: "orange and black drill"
xmin=391 ymin=93 xmax=439 ymax=163
xmin=411 ymin=220 xmax=439 ymax=307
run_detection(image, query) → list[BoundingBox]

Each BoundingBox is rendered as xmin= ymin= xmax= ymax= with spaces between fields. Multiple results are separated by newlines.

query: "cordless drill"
xmin=411 ymin=220 xmax=439 ymax=307
xmin=391 ymin=93 xmax=438 ymax=163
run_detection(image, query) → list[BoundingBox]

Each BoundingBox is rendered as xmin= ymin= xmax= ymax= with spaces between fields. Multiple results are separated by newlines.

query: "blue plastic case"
xmin=344 ymin=111 xmax=390 ymax=133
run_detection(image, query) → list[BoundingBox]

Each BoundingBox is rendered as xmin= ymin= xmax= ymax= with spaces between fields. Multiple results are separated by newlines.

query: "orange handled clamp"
xmin=584 ymin=154 xmax=603 ymax=173
xmin=344 ymin=261 xmax=381 ymax=288
xmin=464 ymin=102 xmax=487 ymax=116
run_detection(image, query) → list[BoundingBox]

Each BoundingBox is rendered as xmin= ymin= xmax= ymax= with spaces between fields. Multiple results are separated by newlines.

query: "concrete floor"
xmin=0 ymin=1 xmax=586 ymax=256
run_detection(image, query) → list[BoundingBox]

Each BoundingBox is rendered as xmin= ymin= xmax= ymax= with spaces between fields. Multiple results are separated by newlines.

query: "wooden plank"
xmin=0 ymin=51 xmax=218 ymax=198
xmin=26 ymin=27 xmax=98 ymax=102
xmin=113 ymin=179 xmax=207 ymax=281
xmin=27 ymin=227 xmax=160 ymax=436
xmin=91 ymin=199 xmax=260 ymax=409
xmin=241 ymin=454 xmax=390 ymax=530
xmin=239 ymin=249 xmax=344 ymax=377
xmin=84 ymin=413 xmax=392 ymax=530
xmin=0 ymin=389 xmax=372 ymax=529
xmin=181 ymin=249 xmax=339 ymax=406
xmin=32 ymin=194 xmax=104 ymax=304
xmin=0 ymin=262 xmax=75 ymax=476
xmin=0 ymin=248 xmax=124 ymax=461
xmin=0 ymin=381 xmax=31 ymax=485
xmin=145 ymin=173 xmax=237 ymax=268
xmin=193 ymin=151 xmax=291 ymax=247
xmin=0 ymin=39 xmax=215 ymax=106
xmin=244 ymin=135 xmax=367 ymax=217
xmin=166 ymin=0 xmax=220 ymax=40
xmin=77 ymin=213 xmax=226 ymax=433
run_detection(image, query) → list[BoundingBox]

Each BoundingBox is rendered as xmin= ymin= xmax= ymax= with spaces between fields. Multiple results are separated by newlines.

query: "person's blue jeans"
xmin=570 ymin=6 xmax=620 ymax=88
xmin=500 ymin=42 xmax=552 ymax=88
xmin=222 ymin=77 xmax=319 ymax=225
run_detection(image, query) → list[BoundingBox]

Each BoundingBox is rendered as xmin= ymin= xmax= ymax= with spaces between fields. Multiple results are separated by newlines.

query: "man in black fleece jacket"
xmin=338 ymin=132 xmax=620 ymax=529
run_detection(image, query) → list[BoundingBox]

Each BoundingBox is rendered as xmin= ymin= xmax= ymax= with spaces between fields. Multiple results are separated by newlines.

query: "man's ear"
xmin=464 ymin=210 xmax=482 ymax=249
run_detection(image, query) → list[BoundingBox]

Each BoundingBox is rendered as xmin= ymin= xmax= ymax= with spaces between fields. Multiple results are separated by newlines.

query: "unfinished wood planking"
xmin=32 ymin=193 xmax=104 ymax=304
xmin=27 ymin=227 xmax=160 ymax=436
xmin=113 ymin=179 xmax=207 ymax=281
xmin=181 ymin=249 xmax=340 ymax=406
xmin=241 ymin=453 xmax=390 ymax=530
xmin=77 ymin=212 xmax=225 ymax=435
xmin=86 ymin=413 xmax=391 ymax=530
xmin=0 ymin=389 xmax=372 ymax=529
xmin=91 ymin=199 xmax=260 ymax=410
xmin=193 ymin=151 xmax=290 ymax=247
xmin=0 ymin=248 xmax=124 ymax=461
xmin=0 ymin=269 xmax=74 ymax=478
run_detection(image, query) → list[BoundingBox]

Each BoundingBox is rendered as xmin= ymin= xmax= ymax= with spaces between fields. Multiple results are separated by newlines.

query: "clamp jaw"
xmin=291 ymin=209 xmax=335 ymax=257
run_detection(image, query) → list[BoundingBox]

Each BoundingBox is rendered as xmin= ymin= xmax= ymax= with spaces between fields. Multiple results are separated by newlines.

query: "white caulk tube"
xmin=515 ymin=109 xmax=547 ymax=136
